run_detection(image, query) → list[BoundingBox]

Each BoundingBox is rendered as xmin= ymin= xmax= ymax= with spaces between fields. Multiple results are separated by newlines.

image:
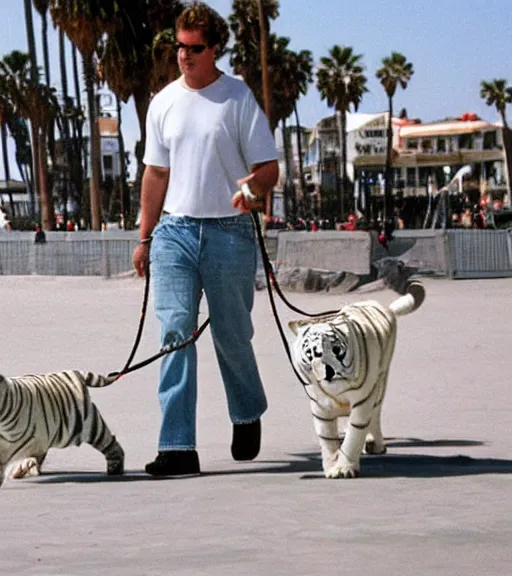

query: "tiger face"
xmin=293 ymin=322 xmax=358 ymax=396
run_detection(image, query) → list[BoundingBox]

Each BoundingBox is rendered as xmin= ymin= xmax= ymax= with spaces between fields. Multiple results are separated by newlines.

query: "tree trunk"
xmin=0 ymin=123 xmax=15 ymax=217
xmin=24 ymin=0 xmax=38 ymax=83
xmin=500 ymin=113 xmax=512 ymax=204
xmin=384 ymin=96 xmax=394 ymax=223
xmin=340 ymin=108 xmax=348 ymax=219
xmin=1 ymin=123 xmax=10 ymax=182
xmin=59 ymin=29 xmax=73 ymax=223
xmin=41 ymin=11 xmax=56 ymax=175
xmin=72 ymin=43 xmax=86 ymax=187
xmin=24 ymin=0 xmax=40 ymax=220
xmin=34 ymin=125 xmax=53 ymax=230
xmin=333 ymin=110 xmax=343 ymax=219
xmin=294 ymin=103 xmax=307 ymax=220
xmin=281 ymin=118 xmax=294 ymax=222
xmin=83 ymin=54 xmax=102 ymax=230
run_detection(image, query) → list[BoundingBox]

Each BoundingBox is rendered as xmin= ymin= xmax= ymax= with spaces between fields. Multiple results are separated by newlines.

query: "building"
xmin=0 ymin=179 xmax=29 ymax=219
xmin=297 ymin=111 xmax=509 ymax=224
xmin=97 ymin=116 xmax=122 ymax=180
xmin=394 ymin=114 xmax=508 ymax=201
xmin=274 ymin=124 xmax=311 ymax=220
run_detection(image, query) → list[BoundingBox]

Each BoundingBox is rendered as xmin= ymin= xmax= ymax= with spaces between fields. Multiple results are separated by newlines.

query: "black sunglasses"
xmin=175 ymin=42 xmax=207 ymax=55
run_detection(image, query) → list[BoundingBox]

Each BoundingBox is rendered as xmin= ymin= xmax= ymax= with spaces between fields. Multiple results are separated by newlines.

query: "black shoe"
xmin=145 ymin=450 xmax=200 ymax=477
xmin=231 ymin=419 xmax=261 ymax=461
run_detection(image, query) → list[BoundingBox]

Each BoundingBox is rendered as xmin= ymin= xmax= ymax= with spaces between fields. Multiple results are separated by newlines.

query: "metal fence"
xmin=0 ymin=231 xmax=139 ymax=277
xmin=447 ymin=228 xmax=512 ymax=279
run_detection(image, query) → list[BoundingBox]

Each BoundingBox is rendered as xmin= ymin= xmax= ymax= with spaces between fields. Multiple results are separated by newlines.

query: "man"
xmin=133 ymin=2 xmax=278 ymax=477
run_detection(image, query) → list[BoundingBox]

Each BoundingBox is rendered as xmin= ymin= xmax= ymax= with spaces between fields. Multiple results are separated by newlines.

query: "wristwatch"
xmin=241 ymin=182 xmax=256 ymax=202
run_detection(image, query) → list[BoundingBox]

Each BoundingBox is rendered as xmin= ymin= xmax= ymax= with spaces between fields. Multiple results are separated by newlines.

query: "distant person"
xmin=461 ymin=207 xmax=473 ymax=228
xmin=34 ymin=225 xmax=46 ymax=244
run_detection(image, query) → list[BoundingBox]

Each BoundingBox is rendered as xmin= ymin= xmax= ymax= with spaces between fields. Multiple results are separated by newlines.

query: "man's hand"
xmin=232 ymin=189 xmax=257 ymax=213
xmin=232 ymin=175 xmax=264 ymax=213
xmin=133 ymin=243 xmax=150 ymax=277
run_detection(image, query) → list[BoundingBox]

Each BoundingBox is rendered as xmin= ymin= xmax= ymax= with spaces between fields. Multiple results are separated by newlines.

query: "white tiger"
xmin=0 ymin=370 xmax=124 ymax=486
xmin=289 ymin=280 xmax=425 ymax=479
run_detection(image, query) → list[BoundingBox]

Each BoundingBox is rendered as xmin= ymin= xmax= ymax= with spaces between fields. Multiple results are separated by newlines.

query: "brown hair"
xmin=176 ymin=2 xmax=229 ymax=49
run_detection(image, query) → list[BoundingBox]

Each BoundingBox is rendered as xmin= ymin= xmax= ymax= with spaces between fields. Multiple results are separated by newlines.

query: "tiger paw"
xmin=9 ymin=458 xmax=40 ymax=479
xmin=323 ymin=452 xmax=360 ymax=479
xmin=105 ymin=439 xmax=125 ymax=476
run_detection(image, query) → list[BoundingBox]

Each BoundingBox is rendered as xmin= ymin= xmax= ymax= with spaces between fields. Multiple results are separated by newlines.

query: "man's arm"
xmin=138 ymin=165 xmax=170 ymax=240
xmin=133 ymin=165 xmax=170 ymax=276
xmin=233 ymin=160 xmax=279 ymax=213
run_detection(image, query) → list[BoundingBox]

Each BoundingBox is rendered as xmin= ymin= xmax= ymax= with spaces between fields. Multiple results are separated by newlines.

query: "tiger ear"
xmin=288 ymin=320 xmax=300 ymax=335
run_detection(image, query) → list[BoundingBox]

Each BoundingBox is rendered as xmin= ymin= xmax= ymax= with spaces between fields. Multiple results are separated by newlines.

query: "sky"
xmin=1 ymin=0 xmax=511 ymax=180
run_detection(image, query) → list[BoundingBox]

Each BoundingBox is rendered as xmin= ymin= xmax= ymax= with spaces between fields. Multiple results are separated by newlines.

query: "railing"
xmin=0 ymin=231 xmax=139 ymax=277
xmin=447 ymin=228 xmax=512 ymax=278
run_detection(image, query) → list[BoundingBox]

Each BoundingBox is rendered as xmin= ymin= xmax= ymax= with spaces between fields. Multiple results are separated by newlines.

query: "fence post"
xmin=102 ymin=237 xmax=111 ymax=279
xmin=506 ymin=228 xmax=512 ymax=269
xmin=443 ymin=231 xmax=454 ymax=279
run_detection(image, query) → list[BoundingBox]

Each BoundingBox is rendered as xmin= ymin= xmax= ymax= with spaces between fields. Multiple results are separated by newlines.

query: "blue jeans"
xmin=150 ymin=214 xmax=268 ymax=450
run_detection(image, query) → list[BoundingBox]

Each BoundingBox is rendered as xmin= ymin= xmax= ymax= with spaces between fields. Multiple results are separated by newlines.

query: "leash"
xmin=108 ymin=243 xmax=210 ymax=380
xmin=251 ymin=212 xmax=342 ymax=400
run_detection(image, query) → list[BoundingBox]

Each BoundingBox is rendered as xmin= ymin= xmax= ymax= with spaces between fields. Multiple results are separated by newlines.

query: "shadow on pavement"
xmin=297 ymin=453 xmax=512 ymax=479
xmin=28 ymin=445 xmax=512 ymax=484
xmin=379 ymin=437 xmax=485 ymax=449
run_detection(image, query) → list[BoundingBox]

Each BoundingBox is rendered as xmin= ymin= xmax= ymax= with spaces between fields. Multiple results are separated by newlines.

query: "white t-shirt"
xmin=143 ymin=73 xmax=278 ymax=218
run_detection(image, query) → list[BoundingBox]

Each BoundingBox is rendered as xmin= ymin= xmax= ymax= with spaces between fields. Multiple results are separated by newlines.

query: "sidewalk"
xmin=2 ymin=276 xmax=512 ymax=575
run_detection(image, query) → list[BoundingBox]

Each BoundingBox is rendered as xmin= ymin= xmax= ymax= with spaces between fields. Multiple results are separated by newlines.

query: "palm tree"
xmin=376 ymin=51 xmax=414 ymax=223
xmin=23 ymin=0 xmax=40 ymax=219
xmin=0 ymin=50 xmax=58 ymax=229
xmin=0 ymin=93 xmax=34 ymax=209
xmin=317 ymin=45 xmax=368 ymax=219
xmin=98 ymin=0 xmax=187 ymax=222
xmin=480 ymin=79 xmax=512 ymax=197
xmin=49 ymin=0 xmax=120 ymax=230
xmin=0 ymin=85 xmax=16 ymax=217
xmin=229 ymin=0 xmax=280 ymax=128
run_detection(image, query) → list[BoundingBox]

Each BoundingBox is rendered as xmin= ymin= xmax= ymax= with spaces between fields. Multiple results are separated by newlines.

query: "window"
xmin=103 ymin=155 xmax=113 ymax=172
xmin=483 ymin=131 xmax=497 ymax=150
xmin=406 ymin=168 xmax=416 ymax=186
xmin=419 ymin=167 xmax=430 ymax=186
xmin=406 ymin=139 xmax=418 ymax=150
xmin=421 ymin=139 xmax=432 ymax=152
xmin=437 ymin=138 xmax=446 ymax=152
xmin=458 ymin=134 xmax=474 ymax=150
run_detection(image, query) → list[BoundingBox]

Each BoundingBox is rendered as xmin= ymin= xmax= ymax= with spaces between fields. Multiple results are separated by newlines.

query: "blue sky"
xmin=1 ymin=0 xmax=511 ymax=180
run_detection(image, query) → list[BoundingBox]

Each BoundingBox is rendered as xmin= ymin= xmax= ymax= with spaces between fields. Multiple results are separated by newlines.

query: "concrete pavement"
xmin=2 ymin=275 xmax=512 ymax=575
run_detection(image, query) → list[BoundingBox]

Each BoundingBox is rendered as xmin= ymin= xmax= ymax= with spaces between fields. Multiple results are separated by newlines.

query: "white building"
xmin=297 ymin=111 xmax=509 ymax=222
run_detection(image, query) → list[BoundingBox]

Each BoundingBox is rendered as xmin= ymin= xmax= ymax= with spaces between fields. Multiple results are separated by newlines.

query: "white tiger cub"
xmin=289 ymin=280 xmax=425 ymax=479
xmin=0 ymin=370 xmax=124 ymax=486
